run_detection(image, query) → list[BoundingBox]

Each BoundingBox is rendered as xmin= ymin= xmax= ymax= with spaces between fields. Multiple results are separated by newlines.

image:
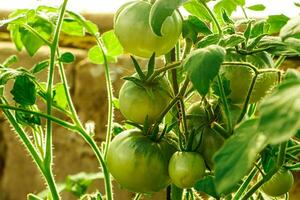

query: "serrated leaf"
xmin=11 ymin=75 xmax=36 ymax=106
xmin=267 ymin=14 xmax=289 ymax=34
xmin=214 ymin=119 xmax=267 ymax=194
xmin=183 ymin=45 xmax=225 ymax=96
xmin=59 ymin=52 xmax=75 ymax=63
xmin=150 ymin=0 xmax=184 ymax=36
xmin=258 ymin=81 xmax=300 ymax=144
xmin=183 ymin=0 xmax=213 ymax=22
xmin=280 ymin=15 xmax=300 ymax=40
xmin=247 ymin=4 xmax=266 ymax=11
xmin=220 ymin=34 xmax=245 ymax=47
xmin=197 ymin=34 xmax=221 ymax=48
xmin=194 ymin=176 xmax=219 ymax=198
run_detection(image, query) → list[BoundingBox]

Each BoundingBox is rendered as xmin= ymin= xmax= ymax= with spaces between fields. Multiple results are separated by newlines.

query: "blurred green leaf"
xmin=31 ymin=60 xmax=49 ymax=74
xmin=59 ymin=52 xmax=75 ymax=63
xmin=88 ymin=30 xmax=123 ymax=64
xmin=266 ymin=14 xmax=289 ymax=34
xmin=62 ymin=18 xmax=85 ymax=36
xmin=214 ymin=119 xmax=267 ymax=194
xmin=53 ymin=83 xmax=68 ymax=109
xmin=194 ymin=176 xmax=219 ymax=198
xmin=183 ymin=0 xmax=213 ymax=22
xmin=183 ymin=15 xmax=212 ymax=42
xmin=258 ymin=81 xmax=300 ymax=144
xmin=280 ymin=15 xmax=300 ymax=40
xmin=247 ymin=4 xmax=266 ymax=11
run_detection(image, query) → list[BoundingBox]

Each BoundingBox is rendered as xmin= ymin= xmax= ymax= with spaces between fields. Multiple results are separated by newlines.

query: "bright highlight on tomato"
xmin=168 ymin=151 xmax=206 ymax=188
xmin=114 ymin=1 xmax=182 ymax=58
xmin=107 ymin=129 xmax=178 ymax=193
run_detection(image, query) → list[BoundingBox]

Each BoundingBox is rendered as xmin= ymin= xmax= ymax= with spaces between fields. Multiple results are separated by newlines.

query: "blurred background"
xmin=0 ymin=0 xmax=300 ymax=200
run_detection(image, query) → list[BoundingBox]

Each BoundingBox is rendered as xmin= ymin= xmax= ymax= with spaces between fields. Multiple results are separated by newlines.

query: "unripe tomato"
xmin=114 ymin=1 xmax=182 ymax=58
xmin=107 ymin=129 xmax=178 ymax=193
xmin=168 ymin=152 xmax=206 ymax=188
xmin=261 ymin=169 xmax=294 ymax=197
xmin=220 ymin=51 xmax=278 ymax=104
xmin=119 ymin=76 xmax=172 ymax=124
xmin=186 ymin=101 xmax=224 ymax=169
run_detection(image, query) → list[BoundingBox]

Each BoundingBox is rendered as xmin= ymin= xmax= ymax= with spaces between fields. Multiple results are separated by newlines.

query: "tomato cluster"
xmin=108 ymin=0 xmax=292 ymax=196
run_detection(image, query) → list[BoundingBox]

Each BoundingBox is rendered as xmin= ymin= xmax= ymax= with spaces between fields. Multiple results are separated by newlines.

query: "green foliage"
xmin=280 ymin=15 xmax=300 ymax=40
xmin=88 ymin=30 xmax=123 ymax=64
xmin=214 ymin=119 xmax=267 ymax=194
xmin=258 ymin=81 xmax=300 ymax=144
xmin=246 ymin=4 xmax=266 ymax=11
xmin=183 ymin=45 xmax=225 ymax=96
xmin=11 ymin=75 xmax=36 ymax=106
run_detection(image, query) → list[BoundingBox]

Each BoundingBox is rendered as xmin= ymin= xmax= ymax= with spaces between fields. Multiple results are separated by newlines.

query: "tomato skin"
xmin=261 ymin=169 xmax=294 ymax=197
xmin=107 ymin=129 xmax=178 ymax=193
xmin=119 ymin=76 xmax=172 ymax=124
xmin=220 ymin=51 xmax=278 ymax=104
xmin=114 ymin=1 xmax=182 ymax=58
xmin=168 ymin=152 xmax=206 ymax=189
xmin=186 ymin=102 xmax=224 ymax=169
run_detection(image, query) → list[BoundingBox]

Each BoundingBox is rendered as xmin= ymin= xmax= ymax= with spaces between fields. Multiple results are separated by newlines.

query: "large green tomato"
xmin=261 ymin=169 xmax=294 ymax=197
xmin=186 ymin=101 xmax=224 ymax=169
xmin=114 ymin=1 xmax=182 ymax=58
xmin=107 ymin=129 xmax=178 ymax=193
xmin=220 ymin=51 xmax=278 ymax=104
xmin=119 ymin=76 xmax=172 ymax=124
xmin=168 ymin=152 xmax=206 ymax=188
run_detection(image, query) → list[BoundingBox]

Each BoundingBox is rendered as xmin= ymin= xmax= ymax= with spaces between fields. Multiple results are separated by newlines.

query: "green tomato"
xmin=186 ymin=101 xmax=224 ymax=169
xmin=262 ymin=169 xmax=294 ymax=197
xmin=119 ymin=76 xmax=172 ymax=124
xmin=114 ymin=1 xmax=182 ymax=58
xmin=168 ymin=152 xmax=206 ymax=189
xmin=107 ymin=129 xmax=178 ymax=193
xmin=220 ymin=51 xmax=278 ymax=104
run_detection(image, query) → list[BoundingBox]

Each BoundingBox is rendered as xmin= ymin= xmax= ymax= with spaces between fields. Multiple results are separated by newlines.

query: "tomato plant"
xmin=1 ymin=0 xmax=300 ymax=200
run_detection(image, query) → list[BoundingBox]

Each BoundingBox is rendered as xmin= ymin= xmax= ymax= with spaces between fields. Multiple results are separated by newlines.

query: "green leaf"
xmin=183 ymin=0 xmax=213 ymax=22
xmin=251 ymin=20 xmax=270 ymax=38
xmin=295 ymin=2 xmax=300 ymax=7
xmin=197 ymin=34 xmax=221 ymax=48
xmin=53 ymin=83 xmax=68 ymax=109
xmin=214 ymin=0 xmax=245 ymax=21
xmin=266 ymin=15 xmax=289 ymax=34
xmin=62 ymin=18 xmax=85 ymax=36
xmin=183 ymin=15 xmax=212 ymax=42
xmin=194 ymin=176 xmax=219 ymax=198
xmin=146 ymin=53 xmax=156 ymax=78
xmin=214 ymin=119 xmax=268 ymax=194
xmin=20 ymin=18 xmax=53 ymax=56
xmin=219 ymin=34 xmax=245 ymax=47
xmin=258 ymin=81 xmax=300 ymax=144
xmin=130 ymin=56 xmax=146 ymax=80
xmin=27 ymin=194 xmax=42 ymax=200
xmin=222 ymin=9 xmax=234 ymax=24
xmin=88 ymin=30 xmax=123 ymax=64
xmin=31 ymin=60 xmax=49 ymax=74
xmin=280 ymin=15 xmax=300 ymax=40
xmin=59 ymin=52 xmax=75 ymax=63
xmin=2 ymin=55 xmax=18 ymax=67
xmin=8 ymin=25 xmax=24 ymax=51
xmin=247 ymin=4 xmax=266 ymax=11
xmin=11 ymin=75 xmax=36 ymax=106
xmin=183 ymin=45 xmax=225 ymax=96
xmin=261 ymin=146 xmax=277 ymax=173
xmin=284 ymin=69 xmax=300 ymax=83
xmin=150 ymin=0 xmax=184 ymax=36
xmin=16 ymin=106 xmax=41 ymax=126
